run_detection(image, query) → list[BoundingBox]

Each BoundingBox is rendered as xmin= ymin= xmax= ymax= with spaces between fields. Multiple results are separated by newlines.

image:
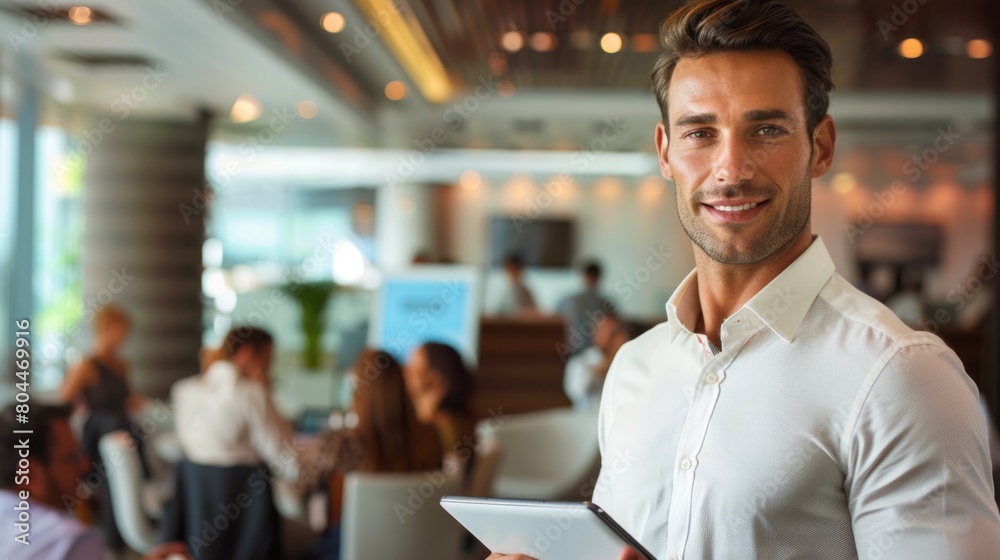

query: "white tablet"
xmin=440 ymin=496 xmax=656 ymax=560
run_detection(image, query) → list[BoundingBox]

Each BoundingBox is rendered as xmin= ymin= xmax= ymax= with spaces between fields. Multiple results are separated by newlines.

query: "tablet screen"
xmin=440 ymin=497 xmax=656 ymax=560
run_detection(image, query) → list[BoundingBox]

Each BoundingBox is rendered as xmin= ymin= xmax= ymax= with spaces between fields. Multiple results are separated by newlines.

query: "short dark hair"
xmin=422 ymin=342 xmax=475 ymax=416
xmin=582 ymin=261 xmax=602 ymax=279
xmin=219 ymin=326 xmax=274 ymax=359
xmin=652 ymin=0 xmax=834 ymax=135
xmin=0 ymin=403 xmax=73 ymax=489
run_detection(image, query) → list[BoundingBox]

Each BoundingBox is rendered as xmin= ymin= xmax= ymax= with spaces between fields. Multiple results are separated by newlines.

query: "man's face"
xmin=656 ymin=50 xmax=833 ymax=265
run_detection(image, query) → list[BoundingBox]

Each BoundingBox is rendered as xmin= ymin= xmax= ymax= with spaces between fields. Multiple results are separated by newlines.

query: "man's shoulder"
xmin=816 ymin=273 xmax=953 ymax=358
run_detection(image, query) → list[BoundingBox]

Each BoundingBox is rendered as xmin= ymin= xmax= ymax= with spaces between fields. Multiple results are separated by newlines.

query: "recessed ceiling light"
xmin=296 ymin=100 xmax=318 ymax=119
xmin=500 ymin=31 xmax=524 ymax=53
xmin=385 ymin=81 xmax=407 ymax=101
xmin=321 ymin=12 xmax=346 ymax=33
xmin=230 ymin=93 xmax=262 ymax=123
xmin=898 ymin=38 xmax=924 ymax=58
xmin=530 ymin=32 xmax=558 ymax=52
xmin=967 ymin=39 xmax=992 ymax=59
xmin=600 ymin=33 xmax=623 ymax=54
xmin=68 ymin=6 xmax=93 ymax=25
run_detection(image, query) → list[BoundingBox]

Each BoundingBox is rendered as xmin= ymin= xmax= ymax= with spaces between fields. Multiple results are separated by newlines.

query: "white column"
xmin=375 ymin=183 xmax=433 ymax=271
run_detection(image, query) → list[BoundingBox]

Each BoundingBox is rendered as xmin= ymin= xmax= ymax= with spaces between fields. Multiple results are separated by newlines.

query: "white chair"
xmin=341 ymin=470 xmax=464 ymax=560
xmin=478 ymin=407 xmax=601 ymax=500
xmin=99 ymin=430 xmax=160 ymax=554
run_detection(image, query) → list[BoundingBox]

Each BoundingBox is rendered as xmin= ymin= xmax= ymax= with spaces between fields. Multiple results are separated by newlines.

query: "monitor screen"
xmin=368 ymin=266 xmax=481 ymax=366
xmin=489 ymin=217 xmax=575 ymax=268
xmin=854 ymin=222 xmax=942 ymax=266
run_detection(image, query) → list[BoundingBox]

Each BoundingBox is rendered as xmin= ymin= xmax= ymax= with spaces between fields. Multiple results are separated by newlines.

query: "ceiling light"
xmin=68 ymin=6 xmax=92 ymax=25
xmin=321 ymin=12 xmax=346 ymax=33
xmin=230 ymin=93 xmax=262 ymax=123
xmin=600 ymin=33 xmax=623 ymax=54
xmin=385 ymin=81 xmax=407 ymax=100
xmin=530 ymin=32 xmax=558 ymax=52
xmin=967 ymin=39 xmax=993 ymax=59
xmin=296 ymin=100 xmax=318 ymax=119
xmin=460 ymin=170 xmax=482 ymax=190
xmin=898 ymin=38 xmax=924 ymax=58
xmin=501 ymin=31 xmax=524 ymax=52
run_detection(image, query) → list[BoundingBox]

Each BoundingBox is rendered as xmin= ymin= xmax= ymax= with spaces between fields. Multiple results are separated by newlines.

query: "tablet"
xmin=440 ymin=496 xmax=657 ymax=560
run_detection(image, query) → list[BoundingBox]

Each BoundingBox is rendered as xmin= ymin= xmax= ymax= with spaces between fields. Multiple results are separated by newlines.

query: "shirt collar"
xmin=665 ymin=236 xmax=836 ymax=344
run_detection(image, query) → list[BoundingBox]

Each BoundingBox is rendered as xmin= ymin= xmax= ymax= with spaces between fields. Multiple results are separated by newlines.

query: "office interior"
xmin=0 ymin=0 xmax=998 ymax=558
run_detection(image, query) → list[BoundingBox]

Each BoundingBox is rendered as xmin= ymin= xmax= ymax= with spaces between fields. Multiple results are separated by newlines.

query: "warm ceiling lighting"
xmin=501 ymin=31 xmax=524 ymax=52
xmin=498 ymin=81 xmax=516 ymax=97
xmin=600 ymin=33 xmax=623 ymax=54
xmin=296 ymin=100 xmax=318 ymax=119
xmin=460 ymin=170 xmax=482 ymax=190
xmin=898 ymin=38 xmax=924 ymax=58
xmin=230 ymin=93 xmax=262 ymax=123
xmin=831 ymin=172 xmax=857 ymax=194
xmin=967 ymin=39 xmax=993 ymax=59
xmin=530 ymin=32 xmax=558 ymax=52
xmin=321 ymin=12 xmax=346 ymax=33
xmin=631 ymin=33 xmax=659 ymax=53
xmin=68 ymin=6 xmax=93 ymax=25
xmin=385 ymin=81 xmax=407 ymax=100
xmin=488 ymin=51 xmax=508 ymax=75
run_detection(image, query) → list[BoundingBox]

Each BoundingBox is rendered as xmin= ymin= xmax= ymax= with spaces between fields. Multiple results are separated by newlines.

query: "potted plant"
xmin=280 ymin=280 xmax=336 ymax=370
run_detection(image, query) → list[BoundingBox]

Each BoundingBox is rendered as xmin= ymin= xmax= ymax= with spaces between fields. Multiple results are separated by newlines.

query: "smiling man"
xmin=488 ymin=1 xmax=1000 ymax=559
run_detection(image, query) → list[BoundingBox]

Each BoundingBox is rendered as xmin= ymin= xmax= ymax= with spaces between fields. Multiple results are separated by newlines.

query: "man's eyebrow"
xmin=744 ymin=109 xmax=792 ymax=122
xmin=673 ymin=113 xmax=717 ymax=127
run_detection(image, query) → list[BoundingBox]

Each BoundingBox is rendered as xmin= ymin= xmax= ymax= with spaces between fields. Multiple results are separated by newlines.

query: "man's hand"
xmin=486 ymin=547 xmax=640 ymax=560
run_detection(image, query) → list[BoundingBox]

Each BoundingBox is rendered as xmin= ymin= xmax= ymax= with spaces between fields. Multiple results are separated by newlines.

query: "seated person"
xmin=297 ymin=349 xmax=442 ymax=559
xmin=0 ymin=403 xmax=188 ymax=560
xmin=172 ymin=326 xmax=298 ymax=480
xmin=404 ymin=342 xmax=477 ymax=469
xmin=564 ymin=315 xmax=641 ymax=411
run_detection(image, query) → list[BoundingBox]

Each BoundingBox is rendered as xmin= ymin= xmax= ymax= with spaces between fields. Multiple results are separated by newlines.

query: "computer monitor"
xmin=368 ymin=266 xmax=481 ymax=366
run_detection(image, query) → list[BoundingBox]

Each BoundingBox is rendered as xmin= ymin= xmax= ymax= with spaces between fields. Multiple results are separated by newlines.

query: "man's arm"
xmin=847 ymin=341 xmax=1000 ymax=559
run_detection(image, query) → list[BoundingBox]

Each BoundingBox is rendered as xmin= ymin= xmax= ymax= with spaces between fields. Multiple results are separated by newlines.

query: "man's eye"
xmin=756 ymin=126 xmax=782 ymax=136
xmin=686 ymin=130 xmax=710 ymax=140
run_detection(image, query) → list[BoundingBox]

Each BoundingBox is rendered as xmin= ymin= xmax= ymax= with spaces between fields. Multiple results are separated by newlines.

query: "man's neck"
xmin=693 ymin=231 xmax=813 ymax=350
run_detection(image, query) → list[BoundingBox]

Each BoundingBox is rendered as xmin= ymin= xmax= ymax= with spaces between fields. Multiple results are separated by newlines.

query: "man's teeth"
xmin=713 ymin=202 xmax=758 ymax=212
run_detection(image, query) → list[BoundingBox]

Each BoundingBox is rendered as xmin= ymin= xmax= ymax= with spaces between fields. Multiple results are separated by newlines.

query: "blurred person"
xmin=556 ymin=260 xmax=616 ymax=357
xmin=496 ymin=253 xmax=537 ymax=316
xmin=297 ymin=349 xmax=442 ymax=560
xmin=171 ymin=327 xmax=297 ymax=479
xmin=403 ymin=342 xmax=477 ymax=467
xmin=0 ymin=404 xmax=189 ymax=560
xmin=490 ymin=0 xmax=1000 ymax=558
xmin=59 ymin=305 xmax=145 ymax=551
xmin=563 ymin=316 xmax=642 ymax=411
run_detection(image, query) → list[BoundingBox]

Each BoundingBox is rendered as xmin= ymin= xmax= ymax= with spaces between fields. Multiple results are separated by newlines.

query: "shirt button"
xmin=705 ymin=372 xmax=719 ymax=384
xmin=680 ymin=458 xmax=692 ymax=470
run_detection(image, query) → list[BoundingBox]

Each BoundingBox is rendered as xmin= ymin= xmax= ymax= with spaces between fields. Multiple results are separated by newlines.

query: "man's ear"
xmin=655 ymin=121 xmax=673 ymax=181
xmin=810 ymin=115 xmax=836 ymax=178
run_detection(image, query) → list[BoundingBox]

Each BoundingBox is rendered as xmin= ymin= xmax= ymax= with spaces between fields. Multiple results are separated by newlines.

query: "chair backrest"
xmin=341 ymin=470 xmax=464 ymax=560
xmin=99 ymin=430 xmax=160 ymax=554
xmin=466 ymin=439 xmax=503 ymax=497
xmin=160 ymin=460 xmax=280 ymax=560
xmin=478 ymin=407 xmax=600 ymax=500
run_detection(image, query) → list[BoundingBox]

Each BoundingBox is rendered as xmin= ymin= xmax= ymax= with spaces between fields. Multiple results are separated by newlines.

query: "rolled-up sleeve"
xmin=847 ymin=342 xmax=1000 ymax=559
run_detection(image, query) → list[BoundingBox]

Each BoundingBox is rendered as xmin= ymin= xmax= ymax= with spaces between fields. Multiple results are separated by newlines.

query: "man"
xmin=490 ymin=0 xmax=1000 ymax=559
xmin=0 ymin=404 xmax=188 ymax=559
xmin=557 ymin=261 xmax=615 ymax=357
xmin=563 ymin=314 xmax=632 ymax=411
xmin=495 ymin=253 xmax=538 ymax=316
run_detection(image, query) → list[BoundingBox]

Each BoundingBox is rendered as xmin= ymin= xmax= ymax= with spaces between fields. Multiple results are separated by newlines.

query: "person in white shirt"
xmin=172 ymin=327 xmax=298 ymax=481
xmin=563 ymin=315 xmax=634 ymax=411
xmin=495 ymin=253 xmax=538 ymax=316
xmin=490 ymin=1 xmax=1000 ymax=559
xmin=0 ymin=404 xmax=188 ymax=560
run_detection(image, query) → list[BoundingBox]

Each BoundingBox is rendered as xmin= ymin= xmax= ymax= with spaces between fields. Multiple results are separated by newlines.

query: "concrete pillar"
xmin=83 ymin=118 xmax=208 ymax=398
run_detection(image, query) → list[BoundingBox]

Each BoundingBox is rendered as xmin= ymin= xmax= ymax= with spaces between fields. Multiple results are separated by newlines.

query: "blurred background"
xmin=0 ymin=0 xmax=998 ymax=557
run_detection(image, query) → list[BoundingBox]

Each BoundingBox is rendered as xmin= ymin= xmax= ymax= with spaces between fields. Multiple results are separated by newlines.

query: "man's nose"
xmin=712 ymin=135 xmax=757 ymax=184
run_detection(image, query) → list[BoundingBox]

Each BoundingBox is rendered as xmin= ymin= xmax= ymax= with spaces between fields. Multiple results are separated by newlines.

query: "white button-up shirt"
xmin=593 ymin=237 xmax=1000 ymax=559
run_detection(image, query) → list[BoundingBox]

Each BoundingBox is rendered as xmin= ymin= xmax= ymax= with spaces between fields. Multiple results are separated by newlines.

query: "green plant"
xmin=280 ymin=280 xmax=336 ymax=370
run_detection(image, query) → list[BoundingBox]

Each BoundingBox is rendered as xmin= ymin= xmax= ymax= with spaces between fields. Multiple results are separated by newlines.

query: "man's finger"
xmin=619 ymin=547 xmax=642 ymax=560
